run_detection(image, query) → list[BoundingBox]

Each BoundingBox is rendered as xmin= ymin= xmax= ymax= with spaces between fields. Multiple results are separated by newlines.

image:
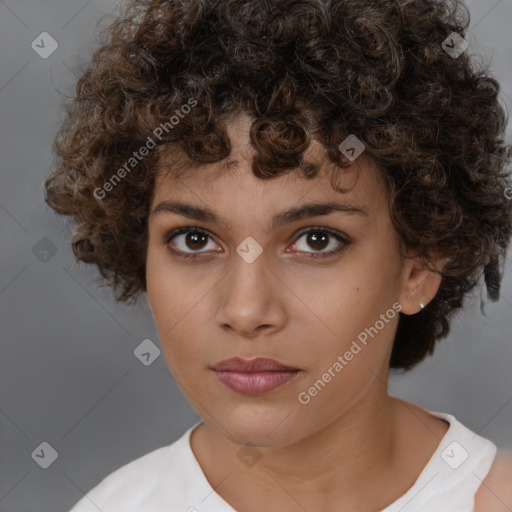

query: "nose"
xmin=214 ymin=251 xmax=287 ymax=338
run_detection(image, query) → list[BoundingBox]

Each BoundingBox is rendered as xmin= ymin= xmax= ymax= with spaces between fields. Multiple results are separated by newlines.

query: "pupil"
xmin=187 ymin=231 xmax=207 ymax=250
xmin=308 ymin=231 xmax=328 ymax=250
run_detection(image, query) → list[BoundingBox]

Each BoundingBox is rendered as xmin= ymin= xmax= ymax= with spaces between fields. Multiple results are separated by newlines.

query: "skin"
xmin=145 ymin=114 xmax=508 ymax=511
xmin=474 ymin=451 xmax=512 ymax=511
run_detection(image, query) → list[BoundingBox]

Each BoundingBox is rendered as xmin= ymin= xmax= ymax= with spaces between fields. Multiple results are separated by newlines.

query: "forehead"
xmin=150 ymin=117 xmax=389 ymax=219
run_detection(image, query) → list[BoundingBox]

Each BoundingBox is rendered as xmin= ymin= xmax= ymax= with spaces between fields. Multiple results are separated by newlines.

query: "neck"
xmin=253 ymin=385 xmax=396 ymax=484
xmin=193 ymin=374 xmax=412 ymax=510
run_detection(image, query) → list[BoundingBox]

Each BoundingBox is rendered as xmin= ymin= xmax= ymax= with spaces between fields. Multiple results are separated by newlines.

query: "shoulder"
xmin=474 ymin=449 xmax=512 ymax=512
xmin=68 ymin=438 xmax=189 ymax=512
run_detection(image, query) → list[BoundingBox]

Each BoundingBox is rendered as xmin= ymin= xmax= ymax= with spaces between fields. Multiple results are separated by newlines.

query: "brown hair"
xmin=44 ymin=0 xmax=512 ymax=369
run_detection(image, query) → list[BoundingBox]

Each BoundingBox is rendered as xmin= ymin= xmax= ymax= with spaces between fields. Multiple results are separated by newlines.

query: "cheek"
xmin=145 ymin=244 xmax=216 ymax=371
xmin=294 ymin=250 xmax=399 ymax=336
xmin=146 ymin=237 xmax=197 ymax=325
xmin=292 ymin=278 xmax=398 ymax=417
xmin=288 ymin=242 xmax=401 ymax=373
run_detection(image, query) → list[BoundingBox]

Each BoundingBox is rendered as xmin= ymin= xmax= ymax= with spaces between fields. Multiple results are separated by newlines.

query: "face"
xmin=145 ymin=115 xmax=422 ymax=447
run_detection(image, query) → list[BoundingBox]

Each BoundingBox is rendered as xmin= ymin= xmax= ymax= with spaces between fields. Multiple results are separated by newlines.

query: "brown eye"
xmin=165 ymin=227 xmax=218 ymax=257
xmin=305 ymin=231 xmax=329 ymax=251
xmin=183 ymin=230 xmax=209 ymax=250
xmin=292 ymin=227 xmax=351 ymax=258
xmin=164 ymin=226 xmax=351 ymax=261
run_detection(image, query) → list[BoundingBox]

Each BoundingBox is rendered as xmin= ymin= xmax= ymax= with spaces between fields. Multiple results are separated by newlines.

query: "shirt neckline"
xmin=378 ymin=410 xmax=455 ymax=511
xmin=183 ymin=410 xmax=456 ymax=511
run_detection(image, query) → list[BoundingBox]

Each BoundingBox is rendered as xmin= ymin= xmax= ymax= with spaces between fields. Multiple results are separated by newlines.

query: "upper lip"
xmin=212 ymin=357 xmax=300 ymax=372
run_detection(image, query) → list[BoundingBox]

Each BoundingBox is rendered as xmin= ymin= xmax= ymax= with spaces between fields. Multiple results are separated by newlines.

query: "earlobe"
xmin=398 ymin=256 xmax=444 ymax=315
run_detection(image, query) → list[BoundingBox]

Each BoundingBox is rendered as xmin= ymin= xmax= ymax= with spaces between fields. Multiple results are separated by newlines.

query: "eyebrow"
xmin=151 ymin=199 xmax=367 ymax=232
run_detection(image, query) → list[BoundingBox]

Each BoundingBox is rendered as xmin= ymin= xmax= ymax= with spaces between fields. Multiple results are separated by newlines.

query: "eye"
xmin=165 ymin=227 xmax=219 ymax=258
xmin=291 ymin=227 xmax=351 ymax=258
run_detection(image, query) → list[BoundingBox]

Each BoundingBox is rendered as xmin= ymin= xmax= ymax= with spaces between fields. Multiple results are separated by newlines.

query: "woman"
xmin=45 ymin=0 xmax=512 ymax=509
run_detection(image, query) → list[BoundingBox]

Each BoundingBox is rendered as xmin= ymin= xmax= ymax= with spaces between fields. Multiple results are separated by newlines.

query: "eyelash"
xmin=164 ymin=226 xmax=352 ymax=260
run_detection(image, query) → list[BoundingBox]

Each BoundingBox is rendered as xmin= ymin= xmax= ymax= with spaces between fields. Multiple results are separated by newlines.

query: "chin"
xmin=207 ymin=406 xmax=304 ymax=448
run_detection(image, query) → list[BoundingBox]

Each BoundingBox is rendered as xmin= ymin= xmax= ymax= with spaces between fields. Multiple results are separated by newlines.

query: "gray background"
xmin=0 ymin=0 xmax=511 ymax=511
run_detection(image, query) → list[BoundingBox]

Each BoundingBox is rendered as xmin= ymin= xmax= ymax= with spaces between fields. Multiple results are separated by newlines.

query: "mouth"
xmin=211 ymin=357 xmax=302 ymax=396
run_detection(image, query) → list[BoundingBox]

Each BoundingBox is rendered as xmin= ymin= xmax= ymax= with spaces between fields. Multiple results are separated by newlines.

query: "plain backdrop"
xmin=0 ymin=0 xmax=511 ymax=511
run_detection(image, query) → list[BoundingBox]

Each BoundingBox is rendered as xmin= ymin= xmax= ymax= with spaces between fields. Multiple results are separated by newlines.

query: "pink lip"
xmin=212 ymin=356 xmax=299 ymax=372
xmin=211 ymin=357 xmax=301 ymax=396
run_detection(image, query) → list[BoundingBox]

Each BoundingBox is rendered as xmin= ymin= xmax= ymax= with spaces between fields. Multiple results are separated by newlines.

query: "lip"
xmin=211 ymin=357 xmax=302 ymax=396
xmin=212 ymin=357 xmax=300 ymax=372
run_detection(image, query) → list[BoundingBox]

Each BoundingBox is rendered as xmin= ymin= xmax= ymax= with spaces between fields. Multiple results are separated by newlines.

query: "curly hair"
xmin=44 ymin=0 xmax=512 ymax=370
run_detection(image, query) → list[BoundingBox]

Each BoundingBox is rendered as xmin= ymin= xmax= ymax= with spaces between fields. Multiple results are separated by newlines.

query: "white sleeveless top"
xmin=68 ymin=411 xmax=497 ymax=512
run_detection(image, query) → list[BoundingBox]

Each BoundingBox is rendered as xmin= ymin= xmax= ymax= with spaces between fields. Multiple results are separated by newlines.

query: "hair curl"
xmin=44 ymin=0 xmax=512 ymax=369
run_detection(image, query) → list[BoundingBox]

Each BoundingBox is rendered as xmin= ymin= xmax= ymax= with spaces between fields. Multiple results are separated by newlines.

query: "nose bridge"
xmin=215 ymin=246 xmax=284 ymax=334
xmin=226 ymin=246 xmax=272 ymax=308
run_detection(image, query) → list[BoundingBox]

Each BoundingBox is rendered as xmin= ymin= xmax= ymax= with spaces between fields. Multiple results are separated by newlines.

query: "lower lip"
xmin=213 ymin=370 xmax=300 ymax=395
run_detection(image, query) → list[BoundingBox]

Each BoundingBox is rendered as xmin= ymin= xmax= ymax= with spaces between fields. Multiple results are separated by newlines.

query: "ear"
xmin=398 ymin=252 xmax=446 ymax=315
